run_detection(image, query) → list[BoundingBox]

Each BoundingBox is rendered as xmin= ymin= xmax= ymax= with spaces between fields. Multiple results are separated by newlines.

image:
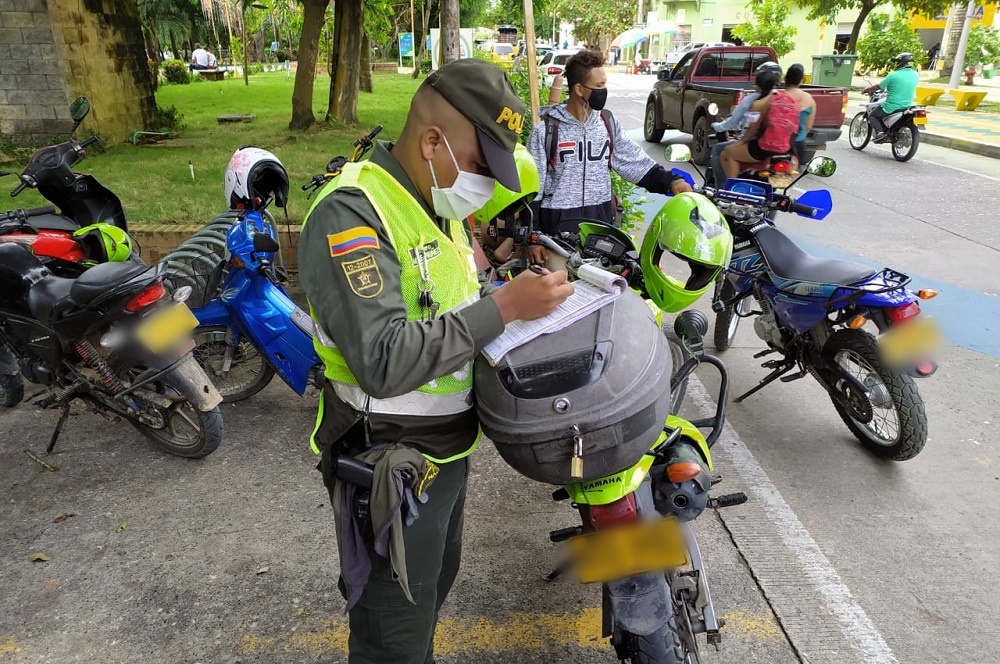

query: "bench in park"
xmin=914 ymin=86 xmax=946 ymax=106
xmin=372 ymin=62 xmax=397 ymax=73
xmin=198 ymin=69 xmax=225 ymax=81
xmin=948 ymin=89 xmax=988 ymax=111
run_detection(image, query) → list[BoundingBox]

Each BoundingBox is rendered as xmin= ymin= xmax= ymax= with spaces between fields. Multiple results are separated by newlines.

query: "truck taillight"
xmin=842 ymin=94 xmax=849 ymax=114
xmin=588 ymin=494 xmax=638 ymax=529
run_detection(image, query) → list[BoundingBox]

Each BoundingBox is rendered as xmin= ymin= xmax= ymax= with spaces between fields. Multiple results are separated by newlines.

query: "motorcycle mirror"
xmin=252 ymin=232 xmax=280 ymax=253
xmin=806 ymin=156 xmax=837 ymax=178
xmin=707 ymin=102 xmax=720 ymax=116
xmin=664 ymin=145 xmax=692 ymax=163
xmin=69 ymin=97 xmax=90 ymax=122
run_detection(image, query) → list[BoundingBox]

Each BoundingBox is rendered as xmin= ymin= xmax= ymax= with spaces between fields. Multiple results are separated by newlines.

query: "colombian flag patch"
xmin=328 ymin=227 xmax=379 ymax=257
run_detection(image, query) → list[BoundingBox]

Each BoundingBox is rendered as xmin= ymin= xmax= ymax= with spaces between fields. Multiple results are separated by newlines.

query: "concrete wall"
xmin=0 ymin=0 xmax=156 ymax=148
xmin=135 ymin=226 xmax=305 ymax=271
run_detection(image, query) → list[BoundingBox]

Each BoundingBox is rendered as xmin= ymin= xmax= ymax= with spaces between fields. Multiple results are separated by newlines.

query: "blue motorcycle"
xmin=164 ymin=129 xmax=383 ymax=402
xmin=665 ymin=145 xmax=939 ymax=461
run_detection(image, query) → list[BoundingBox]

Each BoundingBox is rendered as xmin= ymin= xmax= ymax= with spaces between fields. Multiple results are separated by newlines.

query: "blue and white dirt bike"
xmin=665 ymin=145 xmax=939 ymax=461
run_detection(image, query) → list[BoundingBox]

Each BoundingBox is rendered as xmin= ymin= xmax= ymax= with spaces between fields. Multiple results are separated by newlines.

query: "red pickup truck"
xmin=643 ymin=46 xmax=849 ymax=164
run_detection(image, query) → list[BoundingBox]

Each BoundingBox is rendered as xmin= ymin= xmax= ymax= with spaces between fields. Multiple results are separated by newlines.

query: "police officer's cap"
xmin=426 ymin=59 xmax=526 ymax=192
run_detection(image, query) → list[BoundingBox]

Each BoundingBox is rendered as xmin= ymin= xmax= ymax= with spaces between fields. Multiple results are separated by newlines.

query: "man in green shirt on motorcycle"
xmin=864 ymin=52 xmax=919 ymax=142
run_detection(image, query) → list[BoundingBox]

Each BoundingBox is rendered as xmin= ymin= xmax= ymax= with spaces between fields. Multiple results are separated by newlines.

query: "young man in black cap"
xmin=298 ymin=59 xmax=573 ymax=663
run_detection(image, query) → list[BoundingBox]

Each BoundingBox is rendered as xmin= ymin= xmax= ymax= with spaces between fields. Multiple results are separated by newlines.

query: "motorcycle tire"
xmin=621 ymin=626 xmax=681 ymax=664
xmin=664 ymin=326 xmax=691 ymax=415
xmin=713 ymin=281 xmax=747 ymax=352
xmin=0 ymin=372 xmax=24 ymax=408
xmin=891 ymin=124 xmax=920 ymax=162
xmin=192 ymin=325 xmax=275 ymax=403
xmin=645 ymin=100 xmax=665 ymax=143
xmin=849 ymin=112 xmax=871 ymax=151
xmin=692 ymin=116 xmax=712 ymax=165
xmin=823 ymin=329 xmax=928 ymax=461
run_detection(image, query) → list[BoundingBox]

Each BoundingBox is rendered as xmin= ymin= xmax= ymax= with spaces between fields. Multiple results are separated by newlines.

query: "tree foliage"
xmin=732 ymin=0 xmax=797 ymax=58
xmin=551 ymin=0 xmax=632 ymax=47
xmin=796 ymin=0 xmax=951 ymax=53
xmin=856 ymin=10 xmax=926 ymax=73
xmin=965 ymin=24 xmax=1000 ymax=67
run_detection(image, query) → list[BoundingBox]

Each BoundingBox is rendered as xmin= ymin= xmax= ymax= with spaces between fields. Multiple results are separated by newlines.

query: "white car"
xmin=538 ymin=48 xmax=584 ymax=87
xmin=664 ymin=42 xmax=735 ymax=68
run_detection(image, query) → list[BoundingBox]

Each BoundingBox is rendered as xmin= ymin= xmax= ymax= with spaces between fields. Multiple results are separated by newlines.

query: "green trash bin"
xmin=810 ymin=54 xmax=859 ymax=88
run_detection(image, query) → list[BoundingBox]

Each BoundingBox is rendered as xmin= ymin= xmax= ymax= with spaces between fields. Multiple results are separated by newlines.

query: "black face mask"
xmin=583 ymin=86 xmax=608 ymax=111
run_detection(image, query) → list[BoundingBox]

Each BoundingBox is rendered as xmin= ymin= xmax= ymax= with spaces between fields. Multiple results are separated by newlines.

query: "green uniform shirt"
xmin=299 ymin=142 xmax=505 ymax=458
xmin=879 ymin=67 xmax=919 ymax=114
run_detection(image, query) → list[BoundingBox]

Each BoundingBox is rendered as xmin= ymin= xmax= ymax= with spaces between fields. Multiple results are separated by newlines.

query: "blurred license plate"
xmin=568 ymin=517 xmax=688 ymax=584
xmin=913 ymin=117 xmax=928 ymax=126
xmin=879 ymin=316 xmax=942 ymax=366
xmin=136 ymin=303 xmax=198 ymax=354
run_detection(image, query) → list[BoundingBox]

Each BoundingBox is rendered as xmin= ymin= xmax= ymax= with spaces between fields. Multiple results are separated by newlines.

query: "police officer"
xmin=298 ymin=59 xmax=574 ymax=664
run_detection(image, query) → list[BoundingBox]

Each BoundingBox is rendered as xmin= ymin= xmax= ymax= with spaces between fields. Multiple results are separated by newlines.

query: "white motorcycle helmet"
xmin=224 ymin=146 xmax=289 ymax=211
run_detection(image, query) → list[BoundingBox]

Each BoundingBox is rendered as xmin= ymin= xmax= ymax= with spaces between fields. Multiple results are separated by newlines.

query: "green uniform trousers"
xmin=322 ymin=445 xmax=469 ymax=664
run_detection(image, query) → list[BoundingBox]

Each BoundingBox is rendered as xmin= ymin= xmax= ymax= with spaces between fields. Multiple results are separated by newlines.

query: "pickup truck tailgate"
xmin=805 ymin=85 xmax=849 ymax=128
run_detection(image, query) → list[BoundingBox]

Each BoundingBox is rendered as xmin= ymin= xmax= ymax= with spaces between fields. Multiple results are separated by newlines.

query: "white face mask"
xmin=428 ymin=133 xmax=496 ymax=220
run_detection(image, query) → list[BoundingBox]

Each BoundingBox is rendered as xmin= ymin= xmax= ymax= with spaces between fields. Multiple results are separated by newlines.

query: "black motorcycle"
xmin=0 ymin=241 xmax=225 ymax=458
xmin=848 ymin=87 xmax=928 ymax=162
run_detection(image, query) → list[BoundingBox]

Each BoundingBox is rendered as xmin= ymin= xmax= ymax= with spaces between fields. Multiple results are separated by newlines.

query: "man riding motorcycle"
xmin=709 ymin=61 xmax=781 ymax=188
xmin=863 ymin=52 xmax=919 ymax=142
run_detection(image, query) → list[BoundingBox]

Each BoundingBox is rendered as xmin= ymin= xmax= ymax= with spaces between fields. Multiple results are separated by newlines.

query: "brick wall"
xmin=0 ymin=0 xmax=74 ymax=146
xmin=134 ymin=225 xmax=304 ymax=271
xmin=0 ymin=0 xmax=156 ymax=149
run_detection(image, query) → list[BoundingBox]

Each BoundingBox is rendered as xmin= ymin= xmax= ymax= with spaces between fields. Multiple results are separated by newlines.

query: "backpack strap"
xmin=600 ymin=109 xmax=614 ymax=169
xmin=544 ymin=115 xmax=560 ymax=172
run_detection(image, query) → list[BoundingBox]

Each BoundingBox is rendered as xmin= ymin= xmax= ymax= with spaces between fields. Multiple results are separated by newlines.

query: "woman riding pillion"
xmin=720 ymin=68 xmax=800 ymax=179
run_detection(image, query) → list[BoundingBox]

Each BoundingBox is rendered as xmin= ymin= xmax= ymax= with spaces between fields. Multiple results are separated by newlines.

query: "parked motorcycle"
xmin=478 ymin=223 xmax=745 ymax=663
xmin=163 ymin=127 xmax=384 ymax=402
xmin=849 ymin=85 xmax=928 ymax=162
xmin=0 ymin=97 xmax=140 ymax=276
xmin=667 ymin=144 xmax=939 ymax=461
xmin=0 ymin=242 xmax=224 ymax=458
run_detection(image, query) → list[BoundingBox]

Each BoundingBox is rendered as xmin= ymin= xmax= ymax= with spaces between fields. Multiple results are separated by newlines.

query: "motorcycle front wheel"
xmin=891 ymin=124 xmax=920 ymax=162
xmin=849 ymin=112 xmax=871 ymax=150
xmin=823 ymin=329 xmax=928 ymax=461
xmin=713 ymin=281 xmax=751 ymax=352
xmin=192 ymin=325 xmax=275 ymax=403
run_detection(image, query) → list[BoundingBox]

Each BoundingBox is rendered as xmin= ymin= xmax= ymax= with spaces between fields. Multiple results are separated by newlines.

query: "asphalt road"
xmin=1 ymin=73 xmax=998 ymax=664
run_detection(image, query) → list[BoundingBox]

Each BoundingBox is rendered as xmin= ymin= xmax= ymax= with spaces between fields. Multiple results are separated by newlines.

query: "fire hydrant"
xmin=964 ymin=65 xmax=978 ymax=85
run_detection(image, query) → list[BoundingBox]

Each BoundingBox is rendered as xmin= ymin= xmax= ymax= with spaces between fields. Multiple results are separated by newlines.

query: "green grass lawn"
xmin=12 ymin=72 xmax=421 ymax=225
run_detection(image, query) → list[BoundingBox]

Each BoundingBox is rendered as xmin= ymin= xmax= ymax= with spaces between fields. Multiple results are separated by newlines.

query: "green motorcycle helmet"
xmin=72 ymin=222 xmax=133 ymax=265
xmin=473 ymin=144 xmax=540 ymax=227
xmin=641 ymin=192 xmax=732 ymax=313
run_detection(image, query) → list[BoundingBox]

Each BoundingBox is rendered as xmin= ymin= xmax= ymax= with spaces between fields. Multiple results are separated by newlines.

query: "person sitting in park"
xmin=206 ymin=46 xmax=218 ymax=69
xmin=190 ymin=43 xmax=209 ymax=71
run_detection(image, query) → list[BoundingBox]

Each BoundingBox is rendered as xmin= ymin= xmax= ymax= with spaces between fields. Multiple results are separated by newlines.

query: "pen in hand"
xmin=529 ymin=264 xmax=549 ymax=276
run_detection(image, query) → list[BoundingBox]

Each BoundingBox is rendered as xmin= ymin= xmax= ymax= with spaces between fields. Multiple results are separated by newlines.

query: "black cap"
xmin=426 ymin=59 xmax=525 ymax=192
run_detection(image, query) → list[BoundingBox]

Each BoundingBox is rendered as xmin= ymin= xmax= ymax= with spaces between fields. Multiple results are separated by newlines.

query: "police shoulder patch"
xmin=341 ymin=254 xmax=383 ymax=298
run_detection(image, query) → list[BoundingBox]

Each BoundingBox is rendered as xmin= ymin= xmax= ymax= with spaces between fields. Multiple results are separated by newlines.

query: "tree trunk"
xmin=289 ymin=0 xmax=327 ymax=130
xmin=413 ymin=0 xmax=432 ymax=78
xmin=846 ymin=0 xmax=874 ymax=53
xmin=440 ymin=0 xmax=459 ymax=64
xmin=327 ymin=0 xmax=364 ymax=124
xmin=142 ymin=25 xmax=160 ymax=91
xmin=169 ymin=31 xmax=181 ymax=63
xmin=941 ymin=2 xmax=968 ymax=80
xmin=361 ymin=33 xmax=373 ymax=92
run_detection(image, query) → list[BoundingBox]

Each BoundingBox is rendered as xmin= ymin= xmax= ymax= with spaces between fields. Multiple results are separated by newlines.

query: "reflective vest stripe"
xmin=329 ymin=381 xmax=474 ymax=417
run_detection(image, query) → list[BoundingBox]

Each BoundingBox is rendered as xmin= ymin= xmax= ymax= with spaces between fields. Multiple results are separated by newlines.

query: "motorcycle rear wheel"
xmin=0 ymin=373 xmax=24 ymax=408
xmin=620 ymin=625 xmax=682 ymax=664
xmin=192 ymin=326 xmax=275 ymax=403
xmin=891 ymin=125 xmax=920 ymax=162
xmin=117 ymin=364 xmax=224 ymax=458
xmin=849 ymin=113 xmax=871 ymax=150
xmin=824 ymin=329 xmax=927 ymax=461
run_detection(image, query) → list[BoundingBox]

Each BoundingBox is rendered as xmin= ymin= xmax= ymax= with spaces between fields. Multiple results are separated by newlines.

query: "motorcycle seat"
xmin=756 ymin=226 xmax=877 ymax=286
xmin=27 ymin=261 xmax=149 ymax=322
xmin=70 ymin=261 xmax=150 ymax=303
xmin=26 ymin=213 xmax=79 ymax=233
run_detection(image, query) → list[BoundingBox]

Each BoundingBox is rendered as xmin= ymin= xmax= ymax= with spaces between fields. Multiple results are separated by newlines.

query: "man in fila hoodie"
xmin=526 ymin=49 xmax=691 ymax=261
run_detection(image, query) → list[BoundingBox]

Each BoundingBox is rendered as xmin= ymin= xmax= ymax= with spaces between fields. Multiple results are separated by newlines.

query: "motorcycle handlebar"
xmin=80 ymin=136 xmax=99 ymax=149
xmin=787 ymin=200 xmax=820 ymax=217
xmin=10 ymin=181 xmax=27 ymax=197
